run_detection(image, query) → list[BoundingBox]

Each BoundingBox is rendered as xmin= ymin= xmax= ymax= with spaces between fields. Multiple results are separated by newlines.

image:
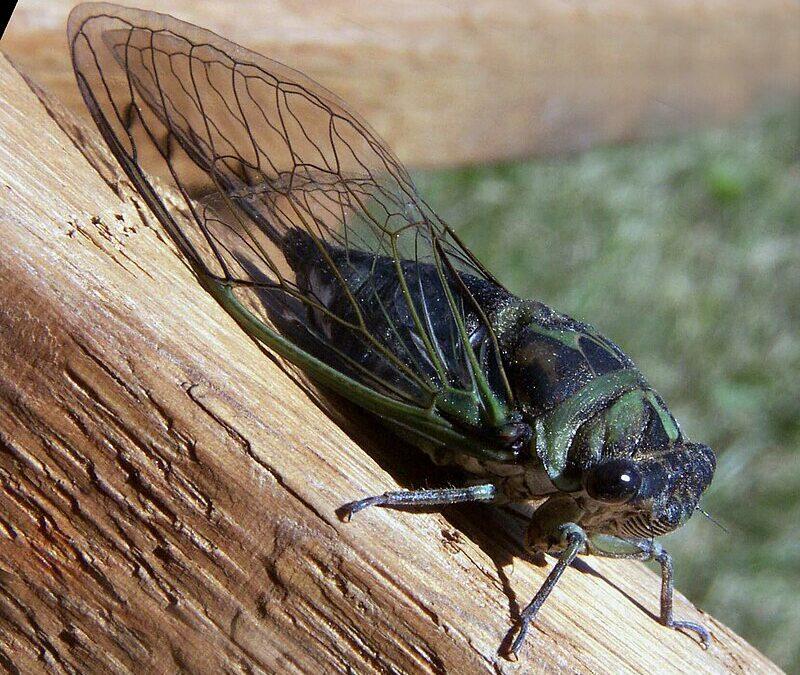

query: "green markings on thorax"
xmin=535 ymin=369 xmax=646 ymax=489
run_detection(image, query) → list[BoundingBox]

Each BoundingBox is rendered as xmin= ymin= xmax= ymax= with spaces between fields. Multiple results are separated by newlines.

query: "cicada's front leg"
xmin=337 ymin=483 xmax=498 ymax=521
xmin=505 ymin=495 xmax=711 ymax=659
xmin=586 ymin=533 xmax=712 ymax=648
xmin=502 ymin=495 xmax=587 ymax=659
xmin=504 ymin=521 xmax=587 ymax=659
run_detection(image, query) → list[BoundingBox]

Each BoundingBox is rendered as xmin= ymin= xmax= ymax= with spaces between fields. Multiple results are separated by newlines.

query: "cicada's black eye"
xmin=584 ymin=458 xmax=642 ymax=503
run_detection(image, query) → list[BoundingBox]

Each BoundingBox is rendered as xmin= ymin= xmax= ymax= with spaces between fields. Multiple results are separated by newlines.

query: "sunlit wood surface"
xmin=0 ymin=53 xmax=785 ymax=673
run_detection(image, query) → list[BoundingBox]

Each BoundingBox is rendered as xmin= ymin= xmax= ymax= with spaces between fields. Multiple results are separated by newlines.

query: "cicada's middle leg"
xmin=337 ymin=483 xmax=498 ymax=521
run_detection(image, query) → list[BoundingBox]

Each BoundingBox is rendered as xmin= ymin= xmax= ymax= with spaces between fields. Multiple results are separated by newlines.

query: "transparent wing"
xmin=69 ymin=3 xmax=512 ymax=416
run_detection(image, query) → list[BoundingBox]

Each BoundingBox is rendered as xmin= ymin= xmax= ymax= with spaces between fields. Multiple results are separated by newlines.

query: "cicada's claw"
xmin=666 ymin=618 xmax=712 ymax=649
xmin=501 ymin=615 xmax=531 ymax=661
xmin=336 ymin=495 xmax=385 ymax=522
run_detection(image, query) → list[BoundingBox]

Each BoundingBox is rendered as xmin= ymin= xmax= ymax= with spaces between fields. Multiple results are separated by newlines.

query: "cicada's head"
xmin=580 ymin=442 xmax=716 ymax=537
xmin=570 ymin=390 xmax=716 ymax=538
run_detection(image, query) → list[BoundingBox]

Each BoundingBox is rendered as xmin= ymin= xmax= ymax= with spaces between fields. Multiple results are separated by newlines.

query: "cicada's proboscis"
xmin=68 ymin=2 xmax=716 ymax=658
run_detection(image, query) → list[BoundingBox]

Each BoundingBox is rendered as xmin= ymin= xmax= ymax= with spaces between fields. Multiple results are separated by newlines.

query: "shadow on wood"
xmin=0 ymin=55 xmax=782 ymax=673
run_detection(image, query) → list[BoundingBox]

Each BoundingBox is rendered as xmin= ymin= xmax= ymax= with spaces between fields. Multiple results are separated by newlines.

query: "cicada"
xmin=68 ymin=3 xmax=716 ymax=657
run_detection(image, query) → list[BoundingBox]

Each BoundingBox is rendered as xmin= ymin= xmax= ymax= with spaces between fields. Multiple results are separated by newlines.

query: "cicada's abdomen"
xmin=281 ymin=231 xmax=522 ymax=437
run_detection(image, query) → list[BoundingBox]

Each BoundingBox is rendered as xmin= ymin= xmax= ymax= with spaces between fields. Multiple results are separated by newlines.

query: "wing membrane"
xmin=69 ymin=3 xmax=512 ymax=419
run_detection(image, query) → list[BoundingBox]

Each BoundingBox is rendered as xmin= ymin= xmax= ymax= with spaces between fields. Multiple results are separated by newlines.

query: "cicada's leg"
xmin=586 ymin=533 xmax=711 ymax=648
xmin=337 ymin=483 xmax=497 ymax=522
xmin=653 ymin=547 xmax=712 ymax=647
xmin=504 ymin=523 xmax=586 ymax=660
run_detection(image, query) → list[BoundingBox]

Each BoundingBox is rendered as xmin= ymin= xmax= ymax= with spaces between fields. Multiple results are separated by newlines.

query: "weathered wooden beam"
xmin=3 ymin=0 xmax=800 ymax=167
xmin=0 ymin=55 xmax=782 ymax=673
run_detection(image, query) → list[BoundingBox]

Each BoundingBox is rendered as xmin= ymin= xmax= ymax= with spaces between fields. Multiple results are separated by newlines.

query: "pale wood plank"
xmin=2 ymin=0 xmax=799 ymax=166
xmin=0 ymin=54 xmax=782 ymax=674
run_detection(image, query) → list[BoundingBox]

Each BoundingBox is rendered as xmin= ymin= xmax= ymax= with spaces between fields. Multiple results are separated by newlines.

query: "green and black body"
xmin=284 ymin=235 xmax=715 ymax=539
xmin=69 ymin=2 xmax=717 ymax=658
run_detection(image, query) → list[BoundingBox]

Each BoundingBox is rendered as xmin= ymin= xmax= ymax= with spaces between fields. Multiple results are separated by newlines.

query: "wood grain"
xmin=0 ymin=54 xmax=784 ymax=674
xmin=3 ymin=0 xmax=800 ymax=167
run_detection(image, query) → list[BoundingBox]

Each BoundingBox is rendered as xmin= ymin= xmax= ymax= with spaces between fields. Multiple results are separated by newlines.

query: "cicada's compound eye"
xmin=584 ymin=458 xmax=642 ymax=504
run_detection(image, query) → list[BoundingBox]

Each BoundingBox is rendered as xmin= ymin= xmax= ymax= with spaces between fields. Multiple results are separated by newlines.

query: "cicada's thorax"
xmin=467 ymin=294 xmax=715 ymax=537
xmin=438 ymin=288 xmax=661 ymax=501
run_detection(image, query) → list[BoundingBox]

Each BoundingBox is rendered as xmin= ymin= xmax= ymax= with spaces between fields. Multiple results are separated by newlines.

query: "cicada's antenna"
xmin=696 ymin=505 xmax=729 ymax=533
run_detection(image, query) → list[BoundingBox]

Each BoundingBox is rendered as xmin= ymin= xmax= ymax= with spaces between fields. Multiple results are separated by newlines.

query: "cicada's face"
xmin=576 ymin=442 xmax=716 ymax=538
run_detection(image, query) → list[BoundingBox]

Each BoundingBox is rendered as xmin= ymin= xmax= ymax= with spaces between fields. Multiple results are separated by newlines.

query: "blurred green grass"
xmin=415 ymin=104 xmax=800 ymax=671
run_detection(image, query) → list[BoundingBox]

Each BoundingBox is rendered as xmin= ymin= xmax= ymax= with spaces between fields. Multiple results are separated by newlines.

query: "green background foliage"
xmin=415 ymin=104 xmax=800 ymax=671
